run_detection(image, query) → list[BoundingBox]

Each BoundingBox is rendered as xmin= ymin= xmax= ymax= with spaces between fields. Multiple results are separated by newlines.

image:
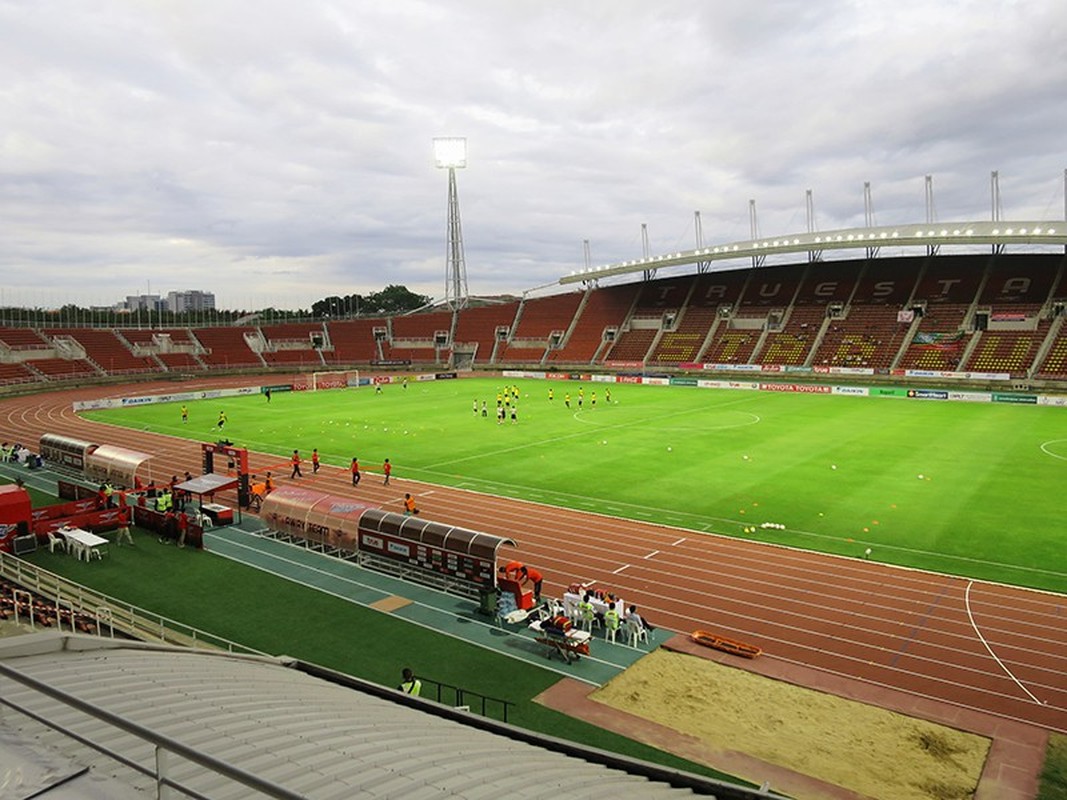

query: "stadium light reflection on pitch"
xmin=433 ymin=137 xmax=467 ymax=169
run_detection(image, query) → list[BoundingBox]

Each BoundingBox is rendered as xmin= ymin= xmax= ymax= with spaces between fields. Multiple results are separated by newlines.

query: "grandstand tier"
xmin=0 ymin=253 xmax=1063 ymax=383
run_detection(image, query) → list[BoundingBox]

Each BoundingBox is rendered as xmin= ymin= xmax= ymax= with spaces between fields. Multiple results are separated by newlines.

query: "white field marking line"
xmin=644 ymin=550 xmax=660 ymax=559
xmin=613 ymin=564 xmax=630 ymax=575
xmin=573 ymin=407 xmax=762 ymax=432
xmin=964 ymin=580 xmax=1045 ymax=705
xmin=657 ymin=598 xmax=1067 ymax=705
xmin=416 ymin=471 xmax=1067 ymax=582
xmin=765 ymin=652 xmax=1065 ymax=734
xmin=423 ymin=394 xmax=762 ymax=471
xmin=671 ymin=537 xmax=686 ymax=546
xmin=79 ymin=398 xmax=1067 ymax=583
xmin=206 ymin=532 xmax=632 ymax=675
xmin=1039 ymin=439 xmax=1067 ymax=461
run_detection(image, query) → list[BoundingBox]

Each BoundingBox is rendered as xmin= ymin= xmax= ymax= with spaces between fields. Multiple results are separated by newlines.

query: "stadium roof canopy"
xmin=559 ymin=219 xmax=1067 ymax=285
xmin=0 ymin=632 xmax=777 ymax=799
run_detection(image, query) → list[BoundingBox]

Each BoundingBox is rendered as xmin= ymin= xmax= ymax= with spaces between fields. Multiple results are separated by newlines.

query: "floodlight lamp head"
xmin=433 ymin=137 xmax=467 ymax=169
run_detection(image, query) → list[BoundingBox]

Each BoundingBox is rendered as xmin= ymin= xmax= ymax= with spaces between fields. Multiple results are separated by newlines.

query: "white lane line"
xmin=671 ymin=537 xmax=686 ymax=547
xmin=644 ymin=550 xmax=660 ymax=559
xmin=613 ymin=564 xmax=630 ymax=575
xmin=964 ymin=580 xmax=1044 ymax=705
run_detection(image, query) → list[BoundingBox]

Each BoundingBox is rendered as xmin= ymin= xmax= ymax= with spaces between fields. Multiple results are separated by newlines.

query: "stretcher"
xmin=529 ymin=620 xmax=591 ymax=663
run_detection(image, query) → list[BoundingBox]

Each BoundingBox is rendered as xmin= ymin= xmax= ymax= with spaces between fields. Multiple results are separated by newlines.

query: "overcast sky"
xmin=2 ymin=1 xmax=1065 ymax=311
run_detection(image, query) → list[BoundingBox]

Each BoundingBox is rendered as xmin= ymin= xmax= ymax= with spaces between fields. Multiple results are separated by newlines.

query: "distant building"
xmin=167 ymin=290 xmax=216 ymax=313
xmin=124 ymin=294 xmax=165 ymax=312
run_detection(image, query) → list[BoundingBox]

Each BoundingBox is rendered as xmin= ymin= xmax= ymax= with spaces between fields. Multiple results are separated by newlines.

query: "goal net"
xmin=309 ymin=370 xmax=360 ymax=391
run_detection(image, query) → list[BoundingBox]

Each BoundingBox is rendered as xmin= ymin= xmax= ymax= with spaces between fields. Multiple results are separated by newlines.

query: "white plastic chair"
xmin=626 ymin=618 xmax=649 ymax=647
xmin=604 ymin=619 xmax=619 ymax=643
xmin=47 ymin=533 xmax=67 ymax=554
xmin=579 ymin=605 xmax=600 ymax=633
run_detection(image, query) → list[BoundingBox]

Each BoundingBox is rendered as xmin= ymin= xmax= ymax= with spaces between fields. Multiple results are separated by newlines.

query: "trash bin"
xmin=478 ymin=589 xmax=498 ymax=616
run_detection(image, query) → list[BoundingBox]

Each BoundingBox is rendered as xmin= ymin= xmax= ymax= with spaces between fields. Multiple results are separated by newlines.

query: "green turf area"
xmin=6 ymin=494 xmax=744 ymax=787
xmin=1039 ymin=734 xmax=1067 ymax=800
xmin=82 ymin=377 xmax=1067 ymax=592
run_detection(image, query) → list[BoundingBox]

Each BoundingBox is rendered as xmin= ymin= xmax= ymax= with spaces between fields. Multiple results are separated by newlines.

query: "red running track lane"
xmin=3 ymin=378 xmax=1065 ymax=734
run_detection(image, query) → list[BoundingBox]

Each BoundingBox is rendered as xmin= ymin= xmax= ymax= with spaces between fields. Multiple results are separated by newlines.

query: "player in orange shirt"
xmin=498 ymin=560 xmax=524 ymax=582
xmin=290 ymin=450 xmax=302 ymax=478
xmin=519 ymin=565 xmax=543 ymax=601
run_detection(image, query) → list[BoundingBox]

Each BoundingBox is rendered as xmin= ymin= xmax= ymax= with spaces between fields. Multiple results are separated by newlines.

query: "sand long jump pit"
xmin=589 ymin=649 xmax=989 ymax=800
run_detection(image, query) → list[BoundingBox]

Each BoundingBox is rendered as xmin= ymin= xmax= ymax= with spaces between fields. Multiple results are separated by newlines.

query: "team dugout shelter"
xmin=261 ymin=487 xmax=515 ymax=608
xmin=39 ymin=434 xmax=154 ymax=489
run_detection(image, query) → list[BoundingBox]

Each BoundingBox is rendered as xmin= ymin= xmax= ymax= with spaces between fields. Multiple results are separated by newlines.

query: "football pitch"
xmin=83 ymin=377 xmax=1067 ymax=593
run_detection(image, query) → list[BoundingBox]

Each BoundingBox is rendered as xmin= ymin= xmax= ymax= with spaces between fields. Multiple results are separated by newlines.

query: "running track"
xmin=3 ymin=377 xmax=1065 ymax=734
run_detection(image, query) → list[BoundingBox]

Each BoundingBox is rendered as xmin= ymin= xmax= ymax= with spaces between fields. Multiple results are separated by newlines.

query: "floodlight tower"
xmin=434 ymin=137 xmax=470 ymax=311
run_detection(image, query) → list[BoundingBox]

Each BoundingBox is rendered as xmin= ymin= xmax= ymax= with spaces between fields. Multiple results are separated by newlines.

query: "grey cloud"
xmin=1 ymin=0 xmax=1064 ymax=308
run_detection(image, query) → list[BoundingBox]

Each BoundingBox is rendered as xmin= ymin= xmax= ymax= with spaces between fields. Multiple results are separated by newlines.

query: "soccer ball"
xmin=917 ymin=474 xmax=924 ymax=480
xmin=831 ymin=465 xmax=837 ymax=470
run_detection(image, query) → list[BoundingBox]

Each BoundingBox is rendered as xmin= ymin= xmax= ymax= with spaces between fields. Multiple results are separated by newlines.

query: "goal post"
xmin=310 ymin=370 xmax=360 ymax=391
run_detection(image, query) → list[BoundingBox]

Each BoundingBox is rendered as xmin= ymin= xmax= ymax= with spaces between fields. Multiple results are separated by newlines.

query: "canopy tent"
xmin=174 ymin=473 xmax=239 ymax=496
xmin=173 ymin=473 xmax=243 ymax=525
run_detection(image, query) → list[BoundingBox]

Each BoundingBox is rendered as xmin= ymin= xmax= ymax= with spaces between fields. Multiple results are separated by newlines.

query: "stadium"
xmin=1 ymin=202 xmax=1067 ymax=800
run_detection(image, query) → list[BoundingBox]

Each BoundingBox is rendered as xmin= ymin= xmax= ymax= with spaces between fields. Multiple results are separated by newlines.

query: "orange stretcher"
xmin=530 ymin=620 xmax=591 ymax=663
xmin=690 ymin=630 xmax=762 ymax=659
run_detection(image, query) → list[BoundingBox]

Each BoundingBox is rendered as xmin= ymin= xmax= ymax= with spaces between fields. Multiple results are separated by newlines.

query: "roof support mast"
xmin=863 ymin=182 xmax=879 ymax=260
xmin=805 ymin=189 xmax=821 ymax=262
xmin=925 ymin=175 xmax=939 ymax=256
xmin=695 ymin=211 xmax=711 ymax=273
xmin=749 ymin=200 xmax=764 ymax=268
xmin=991 ymin=170 xmax=1004 ymax=255
xmin=641 ymin=223 xmax=655 ymax=281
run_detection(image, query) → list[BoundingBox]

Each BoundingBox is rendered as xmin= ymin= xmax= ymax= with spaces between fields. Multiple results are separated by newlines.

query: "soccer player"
xmin=181 ymin=405 xmax=188 ymax=424
xmin=548 ymin=387 xmax=554 ymax=401
xmin=564 ymin=393 xmax=571 ymax=408
xmin=216 ymin=411 xmax=227 ymax=429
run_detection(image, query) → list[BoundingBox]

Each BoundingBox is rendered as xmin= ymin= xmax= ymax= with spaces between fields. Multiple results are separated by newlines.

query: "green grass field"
xmin=83 ymin=377 xmax=1067 ymax=593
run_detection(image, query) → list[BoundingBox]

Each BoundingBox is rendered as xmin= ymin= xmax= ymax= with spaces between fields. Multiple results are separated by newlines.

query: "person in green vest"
xmin=398 ymin=668 xmax=421 ymax=697
xmin=604 ymin=603 xmax=621 ymax=640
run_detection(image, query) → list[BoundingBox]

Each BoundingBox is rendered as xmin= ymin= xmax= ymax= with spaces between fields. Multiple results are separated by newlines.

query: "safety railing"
xmin=0 ymin=552 xmax=263 ymax=655
xmin=418 ymin=676 xmax=515 ymax=723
